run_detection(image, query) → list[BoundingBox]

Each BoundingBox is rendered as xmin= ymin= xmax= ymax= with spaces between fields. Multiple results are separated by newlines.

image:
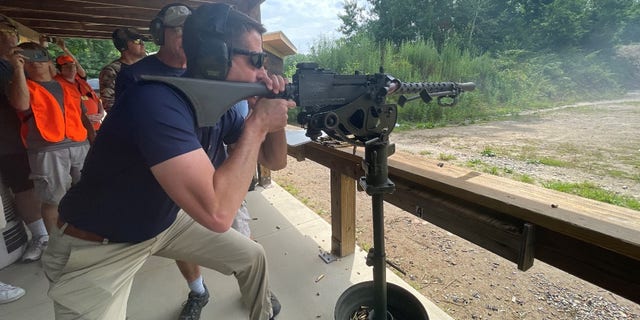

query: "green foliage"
xmin=284 ymin=32 xmax=633 ymax=127
xmin=481 ymin=147 xmax=496 ymax=157
xmin=536 ymin=157 xmax=571 ymax=168
xmin=542 ymin=181 xmax=640 ymax=211
xmin=466 ymin=159 xmax=484 ymax=167
xmin=286 ymin=1 xmax=640 ymax=127
xmin=45 ymin=38 xmax=120 ymax=78
xmin=438 ymin=153 xmax=457 ymax=161
xmin=43 ymin=38 xmax=160 ymax=78
xmin=516 ymin=174 xmax=535 ymax=184
xmin=338 ymin=0 xmax=366 ymax=39
xmin=350 ymin=0 xmax=640 ymax=54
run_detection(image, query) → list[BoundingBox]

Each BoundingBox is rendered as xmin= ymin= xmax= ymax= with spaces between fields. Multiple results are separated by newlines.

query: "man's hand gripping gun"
xmin=141 ymin=62 xmax=475 ymax=145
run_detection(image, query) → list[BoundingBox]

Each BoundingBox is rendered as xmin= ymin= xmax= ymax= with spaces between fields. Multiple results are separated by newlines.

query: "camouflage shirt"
xmin=98 ymin=59 xmax=125 ymax=113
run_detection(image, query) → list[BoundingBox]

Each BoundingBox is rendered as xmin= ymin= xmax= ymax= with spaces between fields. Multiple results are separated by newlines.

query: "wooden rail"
xmin=285 ymin=129 xmax=640 ymax=304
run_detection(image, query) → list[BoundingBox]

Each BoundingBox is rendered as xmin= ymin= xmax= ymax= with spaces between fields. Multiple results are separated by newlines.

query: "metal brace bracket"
xmin=319 ymin=250 xmax=338 ymax=264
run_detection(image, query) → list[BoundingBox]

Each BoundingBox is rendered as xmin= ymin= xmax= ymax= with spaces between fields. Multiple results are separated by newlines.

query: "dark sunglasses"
xmin=130 ymin=38 xmax=144 ymax=45
xmin=232 ymin=48 xmax=266 ymax=69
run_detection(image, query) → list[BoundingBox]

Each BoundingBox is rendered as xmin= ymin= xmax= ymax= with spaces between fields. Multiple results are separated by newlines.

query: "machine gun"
xmin=141 ymin=62 xmax=475 ymax=145
xmin=143 ymin=64 xmax=475 ymax=319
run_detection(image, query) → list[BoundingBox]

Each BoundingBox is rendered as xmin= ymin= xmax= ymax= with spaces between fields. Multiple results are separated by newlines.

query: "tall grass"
xmin=286 ymin=35 xmax=634 ymax=127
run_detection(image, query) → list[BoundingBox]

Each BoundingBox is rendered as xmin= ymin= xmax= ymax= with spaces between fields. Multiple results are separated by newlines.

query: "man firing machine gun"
xmin=143 ymin=62 xmax=475 ymax=320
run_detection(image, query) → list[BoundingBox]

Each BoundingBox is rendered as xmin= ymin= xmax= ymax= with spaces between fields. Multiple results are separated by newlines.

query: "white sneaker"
xmin=0 ymin=282 xmax=26 ymax=304
xmin=21 ymin=235 xmax=49 ymax=263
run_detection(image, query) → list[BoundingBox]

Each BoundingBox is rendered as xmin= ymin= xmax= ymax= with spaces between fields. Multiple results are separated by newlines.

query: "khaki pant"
xmin=42 ymin=211 xmax=272 ymax=320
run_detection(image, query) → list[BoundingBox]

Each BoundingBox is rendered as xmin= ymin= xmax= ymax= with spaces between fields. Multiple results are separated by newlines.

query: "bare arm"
xmin=151 ymin=124 xmax=268 ymax=232
xmin=7 ymin=52 xmax=30 ymax=111
xmin=250 ymin=73 xmax=294 ymax=170
xmin=98 ymin=66 xmax=115 ymax=112
xmin=80 ymin=112 xmax=96 ymax=144
xmin=56 ymin=38 xmax=86 ymax=78
xmin=151 ymin=92 xmax=293 ymax=233
xmin=257 ymin=129 xmax=288 ymax=170
xmin=229 ymin=128 xmax=288 ymax=171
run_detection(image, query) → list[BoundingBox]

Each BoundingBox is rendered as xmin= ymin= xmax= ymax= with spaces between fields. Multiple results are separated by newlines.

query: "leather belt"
xmin=57 ymin=218 xmax=109 ymax=244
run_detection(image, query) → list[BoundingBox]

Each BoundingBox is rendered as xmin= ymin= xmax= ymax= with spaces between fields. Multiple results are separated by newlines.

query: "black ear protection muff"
xmin=149 ymin=3 xmax=192 ymax=45
xmin=149 ymin=11 xmax=166 ymax=45
xmin=183 ymin=3 xmax=233 ymax=80
xmin=112 ymin=29 xmax=128 ymax=51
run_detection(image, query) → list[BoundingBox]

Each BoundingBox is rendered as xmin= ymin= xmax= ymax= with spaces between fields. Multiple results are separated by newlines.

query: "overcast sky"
xmin=260 ymin=0 xmax=355 ymax=54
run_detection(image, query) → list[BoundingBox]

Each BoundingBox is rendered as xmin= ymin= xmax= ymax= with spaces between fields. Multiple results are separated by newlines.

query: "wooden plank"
xmin=293 ymin=141 xmax=640 ymax=261
xmin=330 ymin=171 xmax=356 ymax=257
xmin=387 ymin=152 xmax=640 ymax=261
xmin=385 ymin=174 xmax=525 ymax=263
xmin=535 ymin=227 xmax=640 ymax=303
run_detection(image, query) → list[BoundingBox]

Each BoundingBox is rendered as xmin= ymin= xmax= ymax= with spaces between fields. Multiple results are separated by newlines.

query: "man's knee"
xmin=243 ymin=240 xmax=267 ymax=270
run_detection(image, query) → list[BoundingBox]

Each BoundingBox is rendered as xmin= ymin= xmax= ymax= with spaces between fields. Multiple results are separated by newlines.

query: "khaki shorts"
xmin=28 ymin=144 xmax=89 ymax=205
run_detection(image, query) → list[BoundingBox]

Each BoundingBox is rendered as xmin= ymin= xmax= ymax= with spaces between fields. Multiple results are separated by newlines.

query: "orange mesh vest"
xmin=55 ymin=74 xmax=101 ymax=130
xmin=76 ymin=78 xmax=101 ymax=130
xmin=22 ymin=79 xmax=87 ymax=146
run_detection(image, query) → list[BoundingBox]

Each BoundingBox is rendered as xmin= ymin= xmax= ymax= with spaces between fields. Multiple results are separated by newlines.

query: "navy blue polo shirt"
xmin=114 ymin=55 xmax=186 ymax=108
xmin=59 ymin=80 xmax=243 ymax=243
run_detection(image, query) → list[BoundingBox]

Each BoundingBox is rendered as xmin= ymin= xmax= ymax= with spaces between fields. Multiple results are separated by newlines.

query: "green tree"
xmin=47 ymin=38 xmax=120 ymax=78
xmin=581 ymin=0 xmax=639 ymax=49
xmin=338 ymin=0 xmax=366 ymax=39
xmin=533 ymin=0 xmax=589 ymax=50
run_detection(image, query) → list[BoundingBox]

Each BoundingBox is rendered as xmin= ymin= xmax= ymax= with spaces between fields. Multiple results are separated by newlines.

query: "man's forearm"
xmin=153 ymin=125 xmax=268 ymax=233
xmin=258 ymin=129 xmax=288 ymax=170
xmin=81 ymin=112 xmax=96 ymax=144
xmin=8 ymin=70 xmax=30 ymax=111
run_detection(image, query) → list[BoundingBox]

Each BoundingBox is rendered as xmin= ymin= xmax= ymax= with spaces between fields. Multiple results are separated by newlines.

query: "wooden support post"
xmin=330 ymin=170 xmax=356 ymax=257
xmin=518 ymin=223 xmax=536 ymax=271
xmin=258 ymin=164 xmax=271 ymax=187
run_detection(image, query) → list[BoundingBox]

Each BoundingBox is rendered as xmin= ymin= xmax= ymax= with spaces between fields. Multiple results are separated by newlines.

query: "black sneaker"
xmin=269 ymin=292 xmax=281 ymax=320
xmin=179 ymin=284 xmax=210 ymax=320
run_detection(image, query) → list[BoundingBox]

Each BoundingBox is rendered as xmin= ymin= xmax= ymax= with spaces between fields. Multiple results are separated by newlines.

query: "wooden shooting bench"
xmin=284 ymin=128 xmax=640 ymax=304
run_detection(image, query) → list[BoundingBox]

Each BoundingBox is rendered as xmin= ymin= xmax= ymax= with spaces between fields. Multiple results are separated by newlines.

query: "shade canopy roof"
xmin=0 ymin=0 xmax=262 ymax=40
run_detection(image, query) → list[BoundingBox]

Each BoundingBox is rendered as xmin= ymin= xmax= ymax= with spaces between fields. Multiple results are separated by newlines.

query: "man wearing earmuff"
xmin=98 ymin=27 xmax=148 ymax=112
xmin=41 ymin=3 xmax=295 ymax=320
xmin=114 ymin=5 xmax=264 ymax=320
xmin=114 ymin=3 xmax=192 ymax=104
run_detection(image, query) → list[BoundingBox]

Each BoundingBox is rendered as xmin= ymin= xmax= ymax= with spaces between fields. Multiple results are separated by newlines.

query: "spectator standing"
xmin=50 ymin=37 xmax=87 ymax=79
xmin=98 ymin=28 xmax=147 ymax=112
xmin=55 ymin=54 xmax=105 ymax=130
xmin=42 ymin=3 xmax=293 ymax=319
xmin=114 ymin=4 xmax=190 ymax=102
xmin=0 ymin=14 xmax=46 ymax=262
xmin=7 ymin=41 xmax=95 ymax=235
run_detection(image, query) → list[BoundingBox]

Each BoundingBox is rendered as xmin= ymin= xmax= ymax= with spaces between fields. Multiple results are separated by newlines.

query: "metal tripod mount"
xmin=360 ymin=133 xmax=396 ymax=320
